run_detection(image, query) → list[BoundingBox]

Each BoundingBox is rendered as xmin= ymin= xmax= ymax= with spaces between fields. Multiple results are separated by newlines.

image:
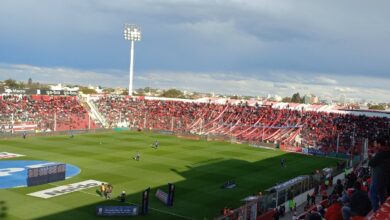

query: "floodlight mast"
xmin=123 ymin=24 xmax=141 ymax=96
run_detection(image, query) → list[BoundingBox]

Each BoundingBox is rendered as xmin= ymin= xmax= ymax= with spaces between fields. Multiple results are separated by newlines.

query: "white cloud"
xmin=136 ymin=70 xmax=390 ymax=102
xmin=1 ymin=63 xmax=390 ymax=102
xmin=0 ymin=63 xmax=126 ymax=87
xmin=315 ymin=76 xmax=337 ymax=85
xmin=334 ymin=87 xmax=357 ymax=93
xmin=0 ymin=1 xmax=389 ymax=102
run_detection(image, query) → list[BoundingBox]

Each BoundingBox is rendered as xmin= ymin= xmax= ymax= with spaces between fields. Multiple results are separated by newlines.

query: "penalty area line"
xmin=48 ymin=183 xmax=196 ymax=220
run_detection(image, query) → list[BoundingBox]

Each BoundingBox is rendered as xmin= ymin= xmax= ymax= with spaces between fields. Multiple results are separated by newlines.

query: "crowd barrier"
xmin=214 ymin=164 xmax=345 ymax=220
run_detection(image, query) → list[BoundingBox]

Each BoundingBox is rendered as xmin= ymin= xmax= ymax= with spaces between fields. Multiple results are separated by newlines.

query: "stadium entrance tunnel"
xmin=0 ymin=160 xmax=80 ymax=189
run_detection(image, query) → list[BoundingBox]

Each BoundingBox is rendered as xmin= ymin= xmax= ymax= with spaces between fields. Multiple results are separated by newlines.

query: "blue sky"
xmin=0 ymin=0 xmax=389 ymax=102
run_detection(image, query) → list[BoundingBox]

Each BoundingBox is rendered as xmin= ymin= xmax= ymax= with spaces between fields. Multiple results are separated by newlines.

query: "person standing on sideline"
xmin=288 ymin=199 xmax=296 ymax=212
xmin=119 ymin=191 xmax=126 ymax=202
xmin=106 ymin=184 xmax=113 ymax=199
xmin=99 ymin=183 xmax=106 ymax=197
xmin=103 ymin=183 xmax=108 ymax=199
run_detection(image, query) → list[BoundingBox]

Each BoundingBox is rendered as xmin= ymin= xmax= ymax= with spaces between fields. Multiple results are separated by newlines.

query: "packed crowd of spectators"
xmin=2 ymin=94 xmax=389 ymax=219
xmin=93 ymin=97 xmax=390 ymax=155
xmin=1 ymin=94 xmax=388 ymax=155
xmin=0 ymin=95 xmax=93 ymax=132
xmin=295 ymin=139 xmax=390 ymax=220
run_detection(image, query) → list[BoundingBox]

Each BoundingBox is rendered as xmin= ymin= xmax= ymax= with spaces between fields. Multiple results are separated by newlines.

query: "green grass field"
xmin=0 ymin=131 xmax=337 ymax=220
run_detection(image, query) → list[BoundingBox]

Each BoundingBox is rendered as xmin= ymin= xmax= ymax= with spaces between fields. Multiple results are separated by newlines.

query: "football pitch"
xmin=0 ymin=131 xmax=337 ymax=220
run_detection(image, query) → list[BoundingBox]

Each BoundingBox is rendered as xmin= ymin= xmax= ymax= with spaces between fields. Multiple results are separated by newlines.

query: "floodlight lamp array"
xmin=123 ymin=24 xmax=141 ymax=41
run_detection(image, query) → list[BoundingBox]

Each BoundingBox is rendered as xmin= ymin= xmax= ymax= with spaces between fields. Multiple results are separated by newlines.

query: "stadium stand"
xmin=92 ymin=96 xmax=390 ymax=155
xmin=367 ymin=196 xmax=390 ymax=220
xmin=292 ymin=166 xmax=389 ymax=220
xmin=1 ymin=94 xmax=389 ymax=219
xmin=2 ymin=94 xmax=388 ymax=156
xmin=0 ymin=95 xmax=97 ymax=133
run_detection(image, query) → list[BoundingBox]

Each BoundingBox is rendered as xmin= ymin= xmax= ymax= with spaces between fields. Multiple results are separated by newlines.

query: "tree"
xmin=189 ymin=91 xmax=201 ymax=99
xmin=18 ymin=82 xmax=25 ymax=89
xmin=135 ymin=88 xmax=145 ymax=96
xmin=282 ymin=97 xmax=292 ymax=102
xmin=291 ymin=92 xmax=301 ymax=103
xmin=121 ymin=90 xmax=128 ymax=95
xmin=161 ymin=89 xmax=184 ymax=98
xmin=80 ymin=87 xmax=97 ymax=94
xmin=143 ymin=87 xmax=153 ymax=95
xmin=103 ymin=88 xmax=115 ymax=94
xmin=39 ymin=84 xmax=50 ymax=90
xmin=4 ymin=79 xmax=18 ymax=88
xmin=368 ymin=104 xmax=386 ymax=110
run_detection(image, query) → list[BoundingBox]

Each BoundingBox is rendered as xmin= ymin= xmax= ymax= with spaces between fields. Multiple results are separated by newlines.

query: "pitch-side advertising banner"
xmin=28 ymin=180 xmax=104 ymax=199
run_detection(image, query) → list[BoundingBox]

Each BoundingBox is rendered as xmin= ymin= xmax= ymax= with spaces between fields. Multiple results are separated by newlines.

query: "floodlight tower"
xmin=123 ymin=24 xmax=141 ymax=96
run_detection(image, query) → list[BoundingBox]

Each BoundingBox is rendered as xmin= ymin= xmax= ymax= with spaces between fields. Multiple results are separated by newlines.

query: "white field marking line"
xmin=48 ymin=183 xmax=196 ymax=220
xmin=48 ymin=183 xmax=102 ymax=197
xmin=148 ymin=207 xmax=196 ymax=220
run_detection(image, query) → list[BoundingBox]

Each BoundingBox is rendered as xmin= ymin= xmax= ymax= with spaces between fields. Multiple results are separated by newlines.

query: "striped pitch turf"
xmin=0 ymin=131 xmax=337 ymax=220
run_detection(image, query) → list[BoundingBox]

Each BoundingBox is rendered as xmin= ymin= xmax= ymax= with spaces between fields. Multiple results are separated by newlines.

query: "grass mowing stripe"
xmin=47 ymin=183 xmax=196 ymax=220
xmin=0 ymin=131 xmax=338 ymax=219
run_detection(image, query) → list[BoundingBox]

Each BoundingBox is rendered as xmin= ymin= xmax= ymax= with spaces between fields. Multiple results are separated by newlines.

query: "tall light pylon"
xmin=123 ymin=24 xmax=141 ymax=96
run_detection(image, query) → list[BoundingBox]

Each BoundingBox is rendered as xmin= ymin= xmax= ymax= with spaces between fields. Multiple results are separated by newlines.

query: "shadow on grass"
xmin=0 ymin=201 xmax=7 ymax=220
xmin=32 ymin=153 xmax=338 ymax=220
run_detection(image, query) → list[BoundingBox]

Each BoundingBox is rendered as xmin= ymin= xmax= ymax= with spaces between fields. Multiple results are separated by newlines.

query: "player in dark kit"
xmin=133 ymin=151 xmax=141 ymax=161
xmin=153 ymin=140 xmax=159 ymax=149
xmin=280 ymin=158 xmax=286 ymax=168
xmin=119 ymin=191 xmax=126 ymax=202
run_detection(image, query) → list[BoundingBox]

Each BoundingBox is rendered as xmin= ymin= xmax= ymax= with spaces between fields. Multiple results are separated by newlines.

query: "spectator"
xmin=310 ymin=193 xmax=316 ymax=205
xmin=368 ymin=141 xmax=390 ymax=211
xmin=273 ymin=208 xmax=280 ymax=220
xmin=307 ymin=193 xmax=311 ymax=205
xmin=350 ymin=185 xmax=371 ymax=219
xmin=321 ymin=190 xmax=328 ymax=201
xmin=89 ymin=95 xmax=390 ymax=158
xmin=0 ymin=95 xmax=95 ymax=132
xmin=324 ymin=199 xmax=343 ymax=220
xmin=340 ymin=193 xmax=351 ymax=220
xmin=305 ymin=212 xmax=322 ymax=220
xmin=334 ymin=179 xmax=344 ymax=196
